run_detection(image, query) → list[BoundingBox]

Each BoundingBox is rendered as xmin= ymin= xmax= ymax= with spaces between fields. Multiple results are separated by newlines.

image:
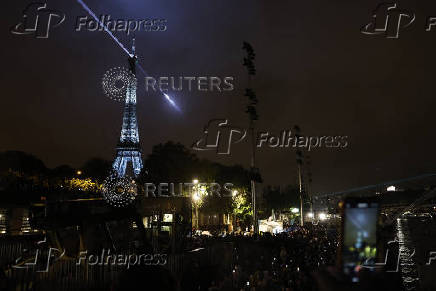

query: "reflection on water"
xmin=397 ymin=218 xmax=420 ymax=290
xmin=396 ymin=216 xmax=436 ymax=291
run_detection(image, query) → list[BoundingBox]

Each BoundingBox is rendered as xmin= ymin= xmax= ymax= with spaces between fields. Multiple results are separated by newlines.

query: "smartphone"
xmin=339 ymin=197 xmax=379 ymax=282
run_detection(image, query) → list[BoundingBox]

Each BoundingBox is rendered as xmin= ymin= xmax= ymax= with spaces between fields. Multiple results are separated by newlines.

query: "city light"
xmin=77 ymin=170 xmax=82 ymax=175
xmin=192 ymin=179 xmax=201 ymax=202
xmin=191 ymin=179 xmax=201 ymax=229
xmin=163 ymin=214 xmax=173 ymax=222
xmin=307 ymin=212 xmax=314 ymax=218
xmin=318 ymin=213 xmax=327 ymax=220
xmin=199 ymin=186 xmax=206 ymax=195
xmin=232 ymin=190 xmax=238 ymax=197
xmin=291 ymin=208 xmax=300 ymax=213
xmin=387 ymin=185 xmax=396 ymax=191
xmin=193 ymin=193 xmax=201 ymax=201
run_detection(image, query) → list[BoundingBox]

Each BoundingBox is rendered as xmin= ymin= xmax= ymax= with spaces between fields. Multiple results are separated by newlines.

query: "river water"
xmin=396 ymin=217 xmax=436 ymax=291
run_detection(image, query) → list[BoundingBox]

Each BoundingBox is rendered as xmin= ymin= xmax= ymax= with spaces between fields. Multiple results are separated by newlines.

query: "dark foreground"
xmin=0 ymin=223 xmax=414 ymax=291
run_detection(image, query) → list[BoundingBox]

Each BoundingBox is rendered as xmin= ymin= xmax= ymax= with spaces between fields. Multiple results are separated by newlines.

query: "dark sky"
xmin=2 ymin=0 xmax=436 ymax=195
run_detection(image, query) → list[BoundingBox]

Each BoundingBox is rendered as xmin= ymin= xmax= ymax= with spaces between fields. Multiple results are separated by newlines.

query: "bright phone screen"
xmin=343 ymin=201 xmax=378 ymax=282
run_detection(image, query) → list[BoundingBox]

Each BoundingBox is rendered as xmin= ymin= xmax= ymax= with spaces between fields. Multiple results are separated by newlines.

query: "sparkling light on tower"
xmin=102 ymin=175 xmax=137 ymax=207
xmin=102 ymin=67 xmax=137 ymax=102
xmin=112 ymin=38 xmax=143 ymax=177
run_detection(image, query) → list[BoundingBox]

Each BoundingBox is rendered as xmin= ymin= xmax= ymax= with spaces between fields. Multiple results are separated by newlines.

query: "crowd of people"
xmin=182 ymin=224 xmax=337 ymax=291
xmin=0 ymin=223 xmax=405 ymax=291
xmin=112 ymin=223 xmax=402 ymax=291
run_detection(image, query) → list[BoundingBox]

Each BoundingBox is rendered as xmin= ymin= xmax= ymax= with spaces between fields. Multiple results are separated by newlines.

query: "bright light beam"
xmin=75 ymin=0 xmax=131 ymax=56
xmin=75 ymin=0 xmax=181 ymax=112
xmin=137 ymin=64 xmax=181 ymax=112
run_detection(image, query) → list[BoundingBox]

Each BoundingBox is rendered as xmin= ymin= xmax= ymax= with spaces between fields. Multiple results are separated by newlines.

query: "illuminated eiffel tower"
xmin=112 ymin=38 xmax=143 ymax=177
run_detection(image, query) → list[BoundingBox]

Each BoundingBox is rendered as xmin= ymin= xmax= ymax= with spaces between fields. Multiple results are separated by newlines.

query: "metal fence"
xmin=0 ymin=240 xmax=185 ymax=291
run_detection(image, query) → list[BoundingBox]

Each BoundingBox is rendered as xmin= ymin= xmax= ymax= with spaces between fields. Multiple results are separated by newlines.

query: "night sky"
xmin=2 ymin=0 xmax=436 ymax=195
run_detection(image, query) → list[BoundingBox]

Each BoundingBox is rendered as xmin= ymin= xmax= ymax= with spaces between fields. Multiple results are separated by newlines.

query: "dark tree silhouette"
xmin=242 ymin=41 xmax=261 ymax=233
xmin=0 ymin=151 xmax=46 ymax=175
xmin=81 ymin=158 xmax=112 ymax=182
xmin=262 ymin=185 xmax=300 ymax=217
xmin=49 ymin=165 xmax=76 ymax=179
xmin=140 ymin=141 xmax=199 ymax=184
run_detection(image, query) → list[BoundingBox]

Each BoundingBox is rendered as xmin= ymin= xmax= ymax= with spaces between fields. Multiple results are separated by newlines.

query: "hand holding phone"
xmin=339 ymin=198 xmax=379 ymax=282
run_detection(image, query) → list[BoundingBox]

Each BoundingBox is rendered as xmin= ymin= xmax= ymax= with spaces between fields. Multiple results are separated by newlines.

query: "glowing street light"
xmin=307 ymin=212 xmax=314 ymax=218
xmin=232 ymin=190 xmax=238 ymax=197
xmin=192 ymin=179 xmax=201 ymax=201
xmin=77 ymin=170 xmax=82 ymax=175
xmin=192 ymin=178 xmax=200 ymax=230
xmin=193 ymin=193 xmax=201 ymax=202
xmin=387 ymin=185 xmax=396 ymax=192
xmin=291 ymin=208 xmax=300 ymax=214
xmin=319 ymin=213 xmax=327 ymax=220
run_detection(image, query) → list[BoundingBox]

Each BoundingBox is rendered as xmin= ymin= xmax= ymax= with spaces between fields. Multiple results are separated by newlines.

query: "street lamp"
xmin=77 ymin=170 xmax=82 ymax=175
xmin=193 ymin=192 xmax=201 ymax=202
xmin=387 ymin=185 xmax=396 ymax=192
xmin=192 ymin=179 xmax=200 ymax=231
xmin=319 ymin=213 xmax=327 ymax=221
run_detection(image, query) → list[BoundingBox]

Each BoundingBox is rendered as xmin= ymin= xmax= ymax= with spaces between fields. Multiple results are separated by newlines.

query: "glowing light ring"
xmin=102 ymin=67 xmax=137 ymax=102
xmin=102 ymin=174 xmax=138 ymax=207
